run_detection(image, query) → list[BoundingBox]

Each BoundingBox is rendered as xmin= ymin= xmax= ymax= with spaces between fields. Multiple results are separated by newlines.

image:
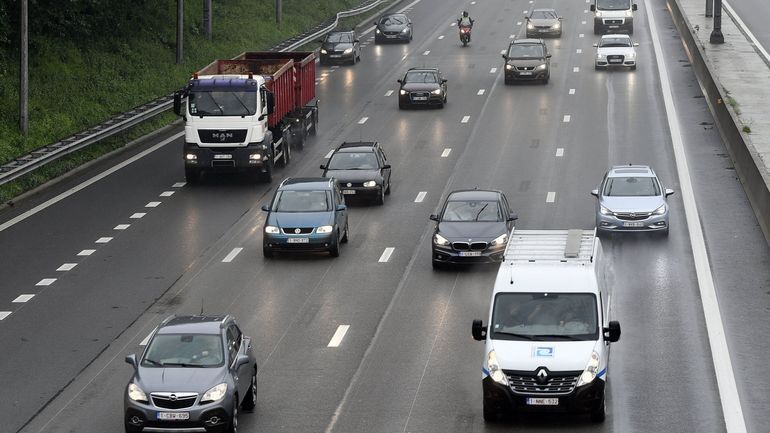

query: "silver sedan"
xmin=591 ymin=165 xmax=674 ymax=236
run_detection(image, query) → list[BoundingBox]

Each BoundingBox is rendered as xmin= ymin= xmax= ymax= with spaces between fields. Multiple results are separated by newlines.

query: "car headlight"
xmin=185 ymin=153 xmax=197 ymax=160
xmin=654 ymin=204 xmax=667 ymax=215
xmin=627 ymin=51 xmax=636 ymax=59
xmin=402 ymin=28 xmax=410 ymax=33
xmin=597 ymin=52 xmax=604 ymax=59
xmin=363 ymin=180 xmax=377 ymax=187
xmin=201 ymin=383 xmax=228 ymax=404
xmin=265 ymin=225 xmax=280 ymax=234
xmin=487 ymin=350 xmax=508 ymax=385
xmin=536 ymin=64 xmax=547 ymax=70
xmin=343 ymin=47 xmax=353 ymax=54
xmin=576 ymin=351 xmax=600 ymax=387
xmin=376 ymin=29 xmax=381 ymax=34
xmin=127 ymin=383 xmax=148 ymax=403
xmin=431 ymin=89 xmax=442 ymax=95
xmin=249 ymin=153 xmax=262 ymax=160
xmin=527 ymin=23 xmax=534 ymax=30
xmin=625 ymin=10 xmax=633 ymax=17
xmin=316 ymin=225 xmax=333 ymax=234
xmin=505 ymin=64 xmax=513 ymax=70
xmin=553 ymin=22 xmax=561 ymax=29
xmin=600 ymin=205 xmax=612 ymax=215
xmin=400 ymin=89 xmax=407 ymax=95
xmin=320 ymin=48 xmax=327 ymax=54
xmin=491 ymin=233 xmax=508 ymax=246
xmin=433 ymin=233 xmax=450 ymax=246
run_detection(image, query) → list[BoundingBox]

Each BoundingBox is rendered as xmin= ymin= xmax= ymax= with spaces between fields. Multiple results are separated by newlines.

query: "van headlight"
xmin=265 ymin=225 xmax=280 ymax=234
xmin=553 ymin=22 xmax=561 ymax=29
xmin=487 ymin=350 xmax=508 ymax=385
xmin=127 ymin=383 xmax=148 ymax=403
xmin=316 ymin=225 xmax=333 ymax=234
xmin=343 ymin=47 xmax=353 ymax=54
xmin=625 ymin=10 xmax=633 ymax=17
xmin=433 ymin=233 xmax=450 ymax=246
xmin=490 ymin=233 xmax=508 ymax=246
xmin=576 ymin=351 xmax=601 ymax=387
xmin=201 ymin=383 xmax=228 ymax=404
xmin=654 ymin=204 xmax=667 ymax=215
xmin=600 ymin=205 xmax=612 ymax=215
xmin=595 ymin=11 xmax=603 ymax=17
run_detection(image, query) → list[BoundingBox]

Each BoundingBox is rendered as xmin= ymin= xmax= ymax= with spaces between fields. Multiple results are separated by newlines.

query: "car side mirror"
xmin=354 ymin=39 xmax=360 ymax=43
xmin=125 ymin=354 xmax=138 ymax=369
xmin=632 ymin=3 xmax=638 ymax=11
xmin=604 ymin=320 xmax=621 ymax=342
xmin=336 ymin=204 xmax=347 ymax=211
xmin=591 ymin=189 xmax=599 ymax=197
xmin=546 ymin=54 xmax=552 ymax=58
xmin=633 ymin=42 xmax=639 ymax=46
xmin=592 ymin=43 xmax=599 ymax=47
xmin=590 ymin=4 xmax=596 ymax=12
xmin=472 ymin=320 xmax=487 ymax=341
xmin=507 ymin=212 xmax=518 ymax=222
xmin=429 ymin=214 xmax=439 ymax=221
xmin=382 ymin=164 xmax=391 ymax=169
xmin=373 ymin=21 xmax=377 ymax=26
xmin=441 ymin=78 xmax=448 ymax=83
xmin=397 ymin=79 xmax=403 ymax=84
xmin=319 ymin=164 xmax=326 ymax=170
xmin=502 ymin=54 xmax=508 ymax=60
xmin=318 ymin=39 xmax=325 ymax=43
xmin=665 ymin=188 xmax=675 ymax=197
xmin=235 ymin=354 xmax=250 ymax=368
xmin=173 ymin=91 xmax=184 ymax=117
xmin=261 ymin=204 xmax=270 ymax=212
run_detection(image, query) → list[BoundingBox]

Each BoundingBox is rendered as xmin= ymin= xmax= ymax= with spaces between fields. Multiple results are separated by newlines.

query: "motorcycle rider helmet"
xmin=462 ymin=11 xmax=469 ymax=17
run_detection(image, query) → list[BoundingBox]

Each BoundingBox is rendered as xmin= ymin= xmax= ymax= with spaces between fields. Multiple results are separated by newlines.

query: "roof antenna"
xmin=200 ymin=298 xmax=204 ymax=316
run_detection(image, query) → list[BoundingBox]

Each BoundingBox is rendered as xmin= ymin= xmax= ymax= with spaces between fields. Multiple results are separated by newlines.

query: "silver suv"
xmin=591 ymin=165 xmax=674 ymax=235
xmin=124 ymin=315 xmax=257 ymax=433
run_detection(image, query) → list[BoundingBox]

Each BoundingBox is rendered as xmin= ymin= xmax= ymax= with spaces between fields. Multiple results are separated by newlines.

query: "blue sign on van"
xmin=534 ymin=346 xmax=554 ymax=357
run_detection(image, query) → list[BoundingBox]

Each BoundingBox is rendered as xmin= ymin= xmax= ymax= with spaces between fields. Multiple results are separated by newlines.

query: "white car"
xmin=594 ymin=34 xmax=638 ymax=70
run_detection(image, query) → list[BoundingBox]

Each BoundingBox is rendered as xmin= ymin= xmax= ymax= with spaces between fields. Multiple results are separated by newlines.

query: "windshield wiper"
xmin=202 ymin=93 xmax=224 ymax=115
xmin=160 ymin=362 xmax=195 ymax=367
xmin=493 ymin=331 xmax=535 ymax=340
xmin=536 ymin=334 xmax=582 ymax=341
xmin=230 ymin=92 xmax=253 ymax=116
xmin=143 ymin=358 xmax=162 ymax=366
xmin=474 ymin=203 xmax=489 ymax=221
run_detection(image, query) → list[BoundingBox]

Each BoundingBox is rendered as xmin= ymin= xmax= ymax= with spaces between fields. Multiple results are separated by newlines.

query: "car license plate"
xmin=609 ymin=25 xmax=619 ymax=28
xmin=287 ymin=238 xmax=309 ymax=243
xmin=157 ymin=412 xmax=190 ymax=421
xmin=459 ymin=251 xmax=482 ymax=257
xmin=609 ymin=59 xmax=622 ymax=63
xmin=342 ymin=189 xmax=356 ymax=195
xmin=213 ymin=154 xmax=232 ymax=159
xmin=526 ymin=398 xmax=559 ymax=406
xmin=623 ymin=221 xmax=644 ymax=227
xmin=539 ymin=29 xmax=549 ymax=32
xmin=386 ymin=35 xmax=396 ymax=38
xmin=413 ymin=96 xmax=427 ymax=101
xmin=330 ymin=54 xmax=341 ymax=58
xmin=519 ymin=71 xmax=532 ymax=75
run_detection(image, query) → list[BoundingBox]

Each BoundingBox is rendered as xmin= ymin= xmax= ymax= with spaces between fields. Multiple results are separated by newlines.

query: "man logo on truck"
xmin=212 ymin=132 xmax=234 ymax=141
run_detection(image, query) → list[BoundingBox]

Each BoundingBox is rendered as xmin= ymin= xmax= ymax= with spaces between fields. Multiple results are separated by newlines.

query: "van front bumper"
xmin=482 ymin=376 xmax=604 ymax=415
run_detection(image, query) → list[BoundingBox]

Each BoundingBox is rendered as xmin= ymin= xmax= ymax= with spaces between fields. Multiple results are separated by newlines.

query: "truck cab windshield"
xmin=596 ymin=0 xmax=631 ymax=10
xmin=189 ymin=90 xmax=257 ymax=116
xmin=491 ymin=293 xmax=599 ymax=341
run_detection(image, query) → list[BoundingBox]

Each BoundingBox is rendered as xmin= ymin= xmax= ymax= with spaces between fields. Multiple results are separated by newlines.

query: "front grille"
xmin=282 ymin=227 xmax=314 ymax=234
xmin=410 ymin=92 xmax=430 ymax=102
xmin=470 ymin=242 xmax=488 ymax=250
xmin=614 ymin=212 xmax=651 ymax=220
xmin=515 ymin=66 xmax=535 ymax=71
xmin=198 ymin=129 xmax=247 ymax=144
xmin=452 ymin=242 xmax=470 ymax=251
xmin=607 ymin=55 xmax=625 ymax=64
xmin=605 ymin=19 xmax=623 ymax=25
xmin=535 ymin=26 xmax=551 ymax=29
xmin=151 ymin=393 xmax=197 ymax=409
xmin=505 ymin=370 xmax=580 ymax=395
xmin=340 ymin=182 xmax=364 ymax=188
xmin=384 ymin=31 xmax=400 ymax=36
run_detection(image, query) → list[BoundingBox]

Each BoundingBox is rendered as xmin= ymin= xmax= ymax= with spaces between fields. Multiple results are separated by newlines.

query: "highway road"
xmin=1 ymin=0 xmax=769 ymax=432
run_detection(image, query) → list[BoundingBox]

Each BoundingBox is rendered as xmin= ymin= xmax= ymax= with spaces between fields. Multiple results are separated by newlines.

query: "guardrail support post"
xmin=710 ymin=0 xmax=724 ymax=43
xmin=20 ymin=0 xmax=28 ymax=135
xmin=203 ymin=0 xmax=212 ymax=40
xmin=176 ymin=0 xmax=184 ymax=63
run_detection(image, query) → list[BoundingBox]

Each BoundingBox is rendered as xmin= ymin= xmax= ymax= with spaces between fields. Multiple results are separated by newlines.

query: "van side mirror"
xmin=632 ymin=3 xmax=638 ymax=11
xmin=265 ymin=91 xmax=275 ymax=115
xmin=235 ymin=354 xmax=250 ymax=368
xmin=507 ymin=212 xmax=518 ymax=222
xmin=429 ymin=214 xmax=439 ymax=221
xmin=261 ymin=204 xmax=270 ymax=212
xmin=590 ymin=4 xmax=596 ymax=12
xmin=591 ymin=189 xmax=599 ymax=197
xmin=173 ymin=92 xmax=184 ymax=117
xmin=665 ymin=188 xmax=675 ymax=197
xmin=472 ymin=320 xmax=487 ymax=341
xmin=336 ymin=204 xmax=347 ymax=211
xmin=604 ymin=320 xmax=621 ymax=342
xmin=125 ymin=354 xmax=138 ymax=369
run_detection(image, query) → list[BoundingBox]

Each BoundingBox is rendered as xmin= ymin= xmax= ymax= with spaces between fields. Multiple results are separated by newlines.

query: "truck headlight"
xmin=536 ymin=64 xmax=547 ymax=70
xmin=431 ymin=89 xmax=442 ymax=95
xmin=433 ymin=233 xmax=450 ymax=246
xmin=600 ymin=205 xmax=612 ymax=215
xmin=343 ymin=47 xmax=353 ymax=54
xmin=249 ymin=153 xmax=262 ymax=160
xmin=320 ymin=49 xmax=327 ymax=54
xmin=363 ymin=180 xmax=377 ymax=187
xmin=654 ymin=204 xmax=666 ymax=215
xmin=490 ymin=233 xmax=508 ymax=246
xmin=185 ymin=153 xmax=197 ymax=160
xmin=201 ymin=383 xmax=228 ymax=404
xmin=127 ymin=383 xmax=148 ymax=403
xmin=316 ymin=225 xmax=333 ymax=234
xmin=487 ymin=350 xmax=508 ymax=385
xmin=576 ymin=351 xmax=601 ymax=387
xmin=265 ymin=225 xmax=280 ymax=234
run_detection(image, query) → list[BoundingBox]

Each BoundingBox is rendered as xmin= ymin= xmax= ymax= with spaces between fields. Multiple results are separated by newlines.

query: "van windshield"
xmin=596 ymin=0 xmax=631 ymax=10
xmin=491 ymin=293 xmax=599 ymax=341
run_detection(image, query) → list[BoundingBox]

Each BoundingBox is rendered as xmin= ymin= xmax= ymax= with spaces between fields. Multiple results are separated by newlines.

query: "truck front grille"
xmin=198 ymin=129 xmax=248 ymax=144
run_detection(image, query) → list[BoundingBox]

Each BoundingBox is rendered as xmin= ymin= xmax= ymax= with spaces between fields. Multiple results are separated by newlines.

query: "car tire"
xmin=504 ymin=76 xmax=512 ymax=85
xmin=594 ymin=23 xmax=601 ymax=35
xmin=341 ymin=221 xmax=349 ymax=243
xmin=596 ymin=228 xmax=609 ymax=239
xmin=329 ymin=232 xmax=340 ymax=257
xmin=259 ymin=163 xmax=273 ymax=183
xmin=543 ymin=75 xmax=550 ymax=84
xmin=375 ymin=187 xmax=385 ymax=205
xmin=630 ymin=65 xmax=637 ymax=71
xmin=278 ymin=141 xmax=290 ymax=167
xmin=399 ymin=99 xmax=407 ymax=110
xmin=185 ymin=167 xmax=201 ymax=185
xmin=589 ymin=398 xmax=606 ymax=422
xmin=227 ymin=397 xmax=239 ymax=433
xmin=263 ymin=245 xmax=273 ymax=258
xmin=595 ymin=64 xmax=605 ymax=71
xmin=628 ymin=23 xmax=634 ymax=34
xmin=385 ymin=179 xmax=391 ymax=195
xmin=241 ymin=368 xmax=257 ymax=411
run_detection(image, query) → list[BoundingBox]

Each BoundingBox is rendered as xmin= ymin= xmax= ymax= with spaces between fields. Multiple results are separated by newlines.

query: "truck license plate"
xmin=459 ymin=251 xmax=482 ymax=257
xmin=214 ymin=154 xmax=232 ymax=159
xmin=342 ymin=190 xmax=356 ymax=195
xmin=157 ymin=412 xmax=190 ymax=421
xmin=526 ymin=398 xmax=558 ymax=406
xmin=287 ymin=238 xmax=309 ymax=243
xmin=623 ymin=221 xmax=644 ymax=227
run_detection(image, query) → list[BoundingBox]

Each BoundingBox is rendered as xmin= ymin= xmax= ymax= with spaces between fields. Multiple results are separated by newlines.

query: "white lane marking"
xmin=582 ymin=20 xmax=587 ymax=25
xmin=451 ymin=22 xmax=456 ymax=26
xmin=172 ymin=182 xmax=186 ymax=188
xmin=0 ymin=312 xmax=10 ymax=321
xmin=438 ymin=35 xmax=445 ymax=40
xmin=130 ymin=213 xmax=146 ymax=219
xmin=509 ymin=34 xmax=515 ymax=39
xmin=0 ymin=132 xmax=184 ymax=234
xmin=358 ymin=117 xmax=368 ymax=124
xmin=724 ymin=1 xmax=770 ymax=63
xmin=645 ymin=1 xmax=747 ymax=431
xmin=576 ymin=48 xmax=583 ymax=54
xmin=37 ymin=278 xmax=56 ymax=286
xmin=13 ymin=294 xmax=34 ymax=303
xmin=477 ymin=89 xmax=486 ymax=95
xmin=517 ymin=21 xmax=522 ymax=26
xmin=401 ymin=55 xmax=408 ymax=61
xmin=145 ymin=201 xmax=161 ymax=208
xmin=523 ymin=10 xmax=528 ymax=14
xmin=529 ymin=0 xmax=534 ymax=3
xmin=490 ymin=67 xmax=497 ymax=73
xmin=584 ymin=9 xmax=589 ymax=13
xmin=573 ymin=67 xmax=580 ymax=72
xmin=500 ymin=49 xmax=506 ymax=55
xmin=461 ymin=116 xmax=471 ymax=123
xmin=385 ymin=90 xmax=394 ymax=97
xmin=414 ymin=192 xmax=427 ymax=203
xmin=222 ymin=247 xmax=243 ymax=263
xmin=325 ymin=149 xmax=335 ymax=159
xmin=563 ymin=115 xmax=571 ymax=122
xmin=57 ymin=263 xmax=77 ymax=271
xmin=78 ymin=249 xmax=95 ymax=256
xmin=423 ymin=50 xmax=430 ymax=55
xmin=546 ymin=192 xmax=556 ymax=203
xmin=569 ymin=88 xmax=576 ymax=95
xmin=378 ymin=247 xmax=395 ymax=263
xmin=555 ymin=148 xmax=565 ymax=157
xmin=139 ymin=329 xmax=155 ymax=346
xmin=441 ymin=148 xmax=452 ymax=157
xmin=95 ymin=237 xmax=112 ymax=243
xmin=471 ymin=1 xmax=476 ymax=4
xmin=579 ymin=33 xmax=585 ymax=38
xmin=160 ymin=191 xmax=174 ymax=197
xmin=327 ymin=325 xmax=351 ymax=347
xmin=114 ymin=224 xmax=130 ymax=230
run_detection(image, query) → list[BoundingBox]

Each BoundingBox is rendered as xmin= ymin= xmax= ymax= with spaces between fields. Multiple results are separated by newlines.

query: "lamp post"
xmin=276 ymin=0 xmax=282 ymax=26
xmin=203 ymin=0 xmax=212 ymax=40
xmin=176 ymin=0 xmax=184 ymax=63
xmin=710 ymin=0 xmax=724 ymax=44
xmin=20 ymin=0 xmax=28 ymax=135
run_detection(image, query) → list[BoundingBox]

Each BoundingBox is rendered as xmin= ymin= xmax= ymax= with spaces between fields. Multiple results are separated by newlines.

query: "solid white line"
xmin=139 ymin=329 xmax=155 ymax=346
xmin=13 ymin=294 xmax=34 ymax=303
xmin=569 ymin=88 xmax=576 ymax=95
xmin=378 ymin=247 xmax=395 ymax=263
xmin=160 ymin=191 xmax=175 ymax=197
xmin=0 ymin=132 xmax=184 ymax=234
xmin=724 ymin=1 xmax=770 ymax=63
xmin=145 ymin=201 xmax=161 ymax=208
xmin=461 ymin=116 xmax=470 ymax=123
xmin=385 ymin=90 xmax=394 ymax=97
xmin=95 ymin=237 xmax=112 ymax=243
xmin=441 ymin=148 xmax=451 ymax=157
xmin=114 ymin=224 xmax=130 ymax=230
xmin=546 ymin=191 xmax=556 ymax=203
xmin=438 ymin=35 xmax=445 ymax=40
xmin=555 ymin=148 xmax=565 ymax=157
xmin=325 ymin=149 xmax=335 ymax=159
xmin=576 ymin=48 xmax=583 ymax=54
xmin=645 ymin=1 xmax=747 ymax=431
xmin=78 ymin=249 xmax=95 ymax=256
xmin=57 ymin=263 xmax=77 ymax=271
xmin=172 ymin=182 xmax=186 ymax=188
xmin=222 ymin=247 xmax=243 ymax=263
xmin=573 ymin=67 xmax=580 ymax=72
xmin=327 ymin=325 xmax=350 ymax=347
xmin=37 ymin=278 xmax=56 ymax=286
xmin=563 ymin=115 xmax=571 ymax=122
xmin=490 ymin=67 xmax=497 ymax=73
xmin=0 ymin=312 xmax=10 ymax=321
xmin=477 ymin=89 xmax=485 ymax=95
xmin=423 ymin=50 xmax=430 ymax=55
xmin=358 ymin=117 xmax=368 ymax=124
xmin=414 ymin=192 xmax=427 ymax=203
xmin=130 ymin=213 xmax=146 ymax=219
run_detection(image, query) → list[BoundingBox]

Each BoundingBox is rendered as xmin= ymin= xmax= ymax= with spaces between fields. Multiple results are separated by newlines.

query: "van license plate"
xmin=214 ymin=154 xmax=232 ymax=159
xmin=623 ymin=221 xmax=644 ymax=227
xmin=287 ymin=238 xmax=309 ymax=243
xmin=157 ymin=412 xmax=189 ymax=421
xmin=459 ymin=251 xmax=482 ymax=257
xmin=526 ymin=398 xmax=558 ymax=406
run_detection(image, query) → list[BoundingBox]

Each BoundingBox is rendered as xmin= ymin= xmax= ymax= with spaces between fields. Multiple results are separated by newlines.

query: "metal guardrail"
xmin=0 ymin=0 xmax=389 ymax=187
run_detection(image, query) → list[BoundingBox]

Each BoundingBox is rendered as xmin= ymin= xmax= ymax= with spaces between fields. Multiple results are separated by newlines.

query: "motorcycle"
xmin=458 ymin=25 xmax=472 ymax=46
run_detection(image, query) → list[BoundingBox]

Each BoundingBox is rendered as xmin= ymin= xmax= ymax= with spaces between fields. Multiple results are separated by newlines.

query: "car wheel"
xmin=341 ymin=221 xmax=349 ymax=243
xmin=628 ymin=23 xmax=634 ymax=34
xmin=375 ymin=187 xmax=385 ymax=205
xmin=543 ymin=75 xmax=550 ymax=84
xmin=263 ymin=244 xmax=273 ymax=258
xmin=329 ymin=232 xmax=340 ymax=257
xmin=630 ymin=65 xmax=637 ymax=71
xmin=431 ymin=259 xmax=445 ymax=270
xmin=385 ymin=179 xmax=391 ymax=195
xmin=241 ymin=368 xmax=257 ymax=411
xmin=589 ymin=398 xmax=606 ymax=422
xmin=504 ymin=76 xmax=512 ymax=85
xmin=399 ymin=99 xmax=407 ymax=110
xmin=185 ymin=167 xmax=200 ymax=185
xmin=594 ymin=23 xmax=601 ymax=35
xmin=259 ymin=161 xmax=273 ymax=183
xmin=279 ymin=141 xmax=290 ymax=167
xmin=595 ymin=64 xmax=605 ymax=71
xmin=227 ymin=397 xmax=239 ymax=433
xmin=596 ymin=228 xmax=609 ymax=239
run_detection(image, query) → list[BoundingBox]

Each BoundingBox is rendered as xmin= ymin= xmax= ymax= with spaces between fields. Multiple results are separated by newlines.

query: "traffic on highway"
xmin=1 ymin=0 xmax=769 ymax=432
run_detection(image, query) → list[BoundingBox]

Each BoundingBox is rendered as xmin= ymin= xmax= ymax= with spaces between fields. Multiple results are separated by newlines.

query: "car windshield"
xmin=142 ymin=334 xmax=224 ymax=367
xmin=404 ymin=71 xmax=438 ymax=83
xmin=508 ymin=44 xmax=544 ymax=58
xmin=530 ymin=10 xmax=557 ymax=19
xmin=188 ymin=91 xmax=256 ymax=116
xmin=272 ymin=190 xmax=332 ymax=212
xmin=327 ymin=152 xmax=379 ymax=170
xmin=596 ymin=0 xmax=631 ymax=10
xmin=326 ymin=33 xmax=353 ymax=43
xmin=380 ymin=15 xmax=406 ymax=25
xmin=600 ymin=37 xmax=632 ymax=47
xmin=491 ymin=293 xmax=599 ymax=341
xmin=603 ymin=177 xmax=660 ymax=196
xmin=442 ymin=200 xmax=502 ymax=222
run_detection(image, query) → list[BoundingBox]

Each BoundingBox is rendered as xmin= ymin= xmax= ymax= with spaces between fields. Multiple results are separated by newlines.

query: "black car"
xmin=430 ymin=190 xmax=517 ymax=269
xmin=320 ymin=141 xmax=392 ymax=205
xmin=502 ymin=38 xmax=552 ymax=84
xmin=398 ymin=68 xmax=447 ymax=109
xmin=319 ymin=31 xmax=361 ymax=65
xmin=124 ymin=315 xmax=257 ymax=433
xmin=374 ymin=13 xmax=413 ymax=43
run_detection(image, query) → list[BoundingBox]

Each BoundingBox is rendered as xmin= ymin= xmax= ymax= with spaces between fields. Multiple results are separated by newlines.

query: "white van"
xmin=590 ymin=0 xmax=638 ymax=34
xmin=471 ymin=229 xmax=621 ymax=422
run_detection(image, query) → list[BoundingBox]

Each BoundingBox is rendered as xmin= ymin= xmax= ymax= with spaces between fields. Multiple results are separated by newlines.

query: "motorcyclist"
xmin=457 ymin=11 xmax=474 ymax=28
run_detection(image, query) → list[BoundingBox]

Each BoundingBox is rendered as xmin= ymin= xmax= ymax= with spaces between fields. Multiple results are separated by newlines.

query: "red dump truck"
xmin=173 ymin=51 xmax=318 ymax=183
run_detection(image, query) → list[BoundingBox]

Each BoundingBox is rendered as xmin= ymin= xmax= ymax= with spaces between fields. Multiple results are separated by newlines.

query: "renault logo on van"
xmin=535 ymin=368 xmax=549 ymax=384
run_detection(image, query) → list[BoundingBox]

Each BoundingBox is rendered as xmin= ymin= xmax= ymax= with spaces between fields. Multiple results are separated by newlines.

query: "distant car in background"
xmin=526 ymin=8 xmax=562 ymax=38
xmin=319 ymin=31 xmax=361 ymax=65
xmin=321 ymin=141 xmax=392 ymax=205
xmin=374 ymin=13 xmax=413 ymax=43
xmin=398 ymin=67 xmax=448 ymax=109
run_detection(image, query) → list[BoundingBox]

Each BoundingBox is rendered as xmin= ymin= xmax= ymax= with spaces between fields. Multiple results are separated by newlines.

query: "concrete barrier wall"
xmin=667 ymin=0 xmax=770 ymax=245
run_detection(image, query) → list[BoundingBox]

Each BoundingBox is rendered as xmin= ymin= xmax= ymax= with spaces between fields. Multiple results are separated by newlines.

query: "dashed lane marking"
xmin=78 ymin=249 xmax=95 ymax=256
xmin=222 ymin=248 xmax=244 ymax=263
xmin=358 ymin=117 xmax=369 ymax=124
xmin=500 ymin=49 xmax=506 ymax=55
xmin=160 ymin=191 xmax=174 ymax=197
xmin=114 ymin=224 xmax=130 ymax=230
xmin=328 ymin=325 xmax=350 ymax=348
xmin=509 ymin=34 xmax=515 ymax=39
xmin=477 ymin=89 xmax=486 ymax=95
xmin=441 ymin=148 xmax=452 ymax=157
xmin=573 ymin=67 xmax=580 ymax=72
xmin=438 ymin=35 xmax=445 ymax=40
xmin=130 ymin=213 xmax=146 ymax=219
xmin=517 ymin=21 xmax=522 ymax=26
xmin=490 ymin=67 xmax=497 ymax=73
xmin=556 ymin=148 xmax=565 ymax=157
xmin=423 ymin=50 xmax=430 ymax=55
xmin=13 ymin=294 xmax=34 ymax=303
xmin=385 ymin=90 xmax=394 ymax=96
xmin=146 ymin=201 xmax=161 ymax=208
xmin=414 ymin=192 xmax=427 ymax=203
xmin=563 ymin=115 xmax=571 ymax=122
xmin=36 ymin=278 xmax=56 ymax=286
xmin=546 ymin=192 xmax=556 ymax=203
xmin=461 ymin=116 xmax=471 ymax=123
xmin=0 ymin=312 xmax=10 ymax=320
xmin=378 ymin=247 xmax=395 ymax=263
xmin=172 ymin=182 xmax=186 ymax=188
xmin=582 ymin=20 xmax=587 ymax=25
xmin=579 ymin=33 xmax=585 ymax=37
xmin=57 ymin=263 xmax=77 ymax=271
xmin=569 ymin=88 xmax=576 ymax=95
xmin=576 ymin=48 xmax=583 ymax=54
xmin=95 ymin=237 xmax=112 ymax=243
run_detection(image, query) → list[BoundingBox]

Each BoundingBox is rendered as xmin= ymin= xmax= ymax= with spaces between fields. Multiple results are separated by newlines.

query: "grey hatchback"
xmin=124 ymin=315 xmax=257 ymax=433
